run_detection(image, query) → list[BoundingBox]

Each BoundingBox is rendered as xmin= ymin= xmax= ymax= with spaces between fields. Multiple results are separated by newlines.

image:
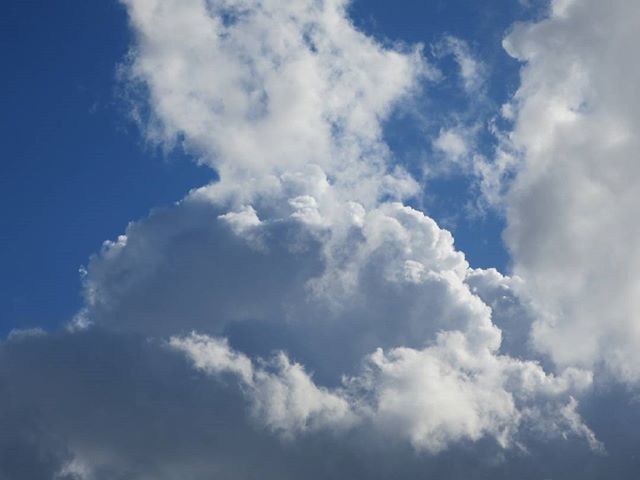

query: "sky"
xmin=1 ymin=0 xmax=640 ymax=479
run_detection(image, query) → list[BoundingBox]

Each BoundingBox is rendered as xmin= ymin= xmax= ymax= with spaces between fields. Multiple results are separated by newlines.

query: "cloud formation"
xmin=122 ymin=0 xmax=426 ymax=207
xmin=500 ymin=0 xmax=640 ymax=383
xmin=2 ymin=0 xmax=639 ymax=478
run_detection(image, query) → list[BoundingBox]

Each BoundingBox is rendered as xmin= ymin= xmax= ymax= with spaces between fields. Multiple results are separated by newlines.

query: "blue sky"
xmin=1 ymin=1 xmax=212 ymax=333
xmin=2 ymin=1 xmax=640 ymax=478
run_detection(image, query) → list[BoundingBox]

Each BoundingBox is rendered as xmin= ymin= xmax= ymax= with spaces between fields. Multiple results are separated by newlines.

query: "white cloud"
xmin=72 ymin=177 xmax=598 ymax=457
xmin=66 ymin=0 xmax=598 ymax=456
xmin=170 ymin=332 xmax=354 ymax=436
xmin=432 ymin=128 xmax=469 ymax=163
xmin=500 ymin=0 xmax=640 ymax=383
xmin=2 ymin=0 xmax=633 ymax=477
xmin=122 ymin=0 xmax=425 ymax=208
xmin=169 ymin=326 xmax=597 ymax=455
xmin=359 ymin=330 xmax=597 ymax=452
xmin=433 ymin=36 xmax=485 ymax=93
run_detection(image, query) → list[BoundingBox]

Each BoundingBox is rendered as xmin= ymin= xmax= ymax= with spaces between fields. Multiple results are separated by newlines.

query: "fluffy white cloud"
xmin=72 ymin=141 xmax=597 ymax=461
xmin=68 ymin=0 xmax=598 ymax=456
xmin=500 ymin=0 xmax=640 ymax=382
xmin=169 ymin=325 xmax=597 ymax=454
xmin=432 ymin=128 xmax=470 ymax=163
xmin=358 ymin=330 xmax=597 ymax=453
xmin=122 ymin=0 xmax=426 ymax=208
xmin=3 ymin=0 xmax=635 ymax=478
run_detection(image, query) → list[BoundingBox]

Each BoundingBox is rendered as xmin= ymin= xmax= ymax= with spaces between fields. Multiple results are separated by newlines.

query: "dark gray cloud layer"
xmin=1 ymin=331 xmax=639 ymax=479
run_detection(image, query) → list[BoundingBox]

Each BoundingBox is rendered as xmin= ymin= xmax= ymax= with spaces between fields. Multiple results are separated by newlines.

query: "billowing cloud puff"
xmin=76 ymin=181 xmax=597 ymax=456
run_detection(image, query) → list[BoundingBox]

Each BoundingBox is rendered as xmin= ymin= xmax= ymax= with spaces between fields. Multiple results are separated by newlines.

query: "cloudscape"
xmin=1 ymin=0 xmax=640 ymax=478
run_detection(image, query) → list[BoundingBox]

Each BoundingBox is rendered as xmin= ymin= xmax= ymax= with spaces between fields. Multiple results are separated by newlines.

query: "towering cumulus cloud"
xmin=501 ymin=0 xmax=640 ymax=383
xmin=1 ymin=0 xmax=638 ymax=478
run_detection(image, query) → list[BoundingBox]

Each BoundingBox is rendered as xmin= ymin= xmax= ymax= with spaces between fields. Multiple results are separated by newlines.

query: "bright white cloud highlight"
xmin=170 ymin=328 xmax=597 ymax=454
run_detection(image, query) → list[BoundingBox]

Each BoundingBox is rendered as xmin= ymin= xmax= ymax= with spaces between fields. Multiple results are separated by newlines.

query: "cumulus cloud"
xmin=64 ymin=158 xmax=596 ymax=459
xmin=499 ymin=0 xmax=640 ymax=383
xmin=80 ymin=0 xmax=597 ymax=454
xmin=168 ymin=327 xmax=597 ymax=454
xmin=3 ymin=0 xmax=637 ymax=478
